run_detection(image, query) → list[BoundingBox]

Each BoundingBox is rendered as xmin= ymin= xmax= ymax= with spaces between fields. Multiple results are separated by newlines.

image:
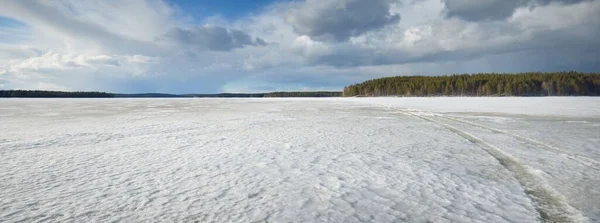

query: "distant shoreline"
xmin=0 ymin=90 xmax=342 ymax=98
xmin=3 ymin=72 xmax=600 ymax=98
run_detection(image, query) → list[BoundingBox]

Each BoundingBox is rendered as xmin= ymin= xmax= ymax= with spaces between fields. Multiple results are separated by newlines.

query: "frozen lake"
xmin=1 ymin=98 xmax=599 ymax=222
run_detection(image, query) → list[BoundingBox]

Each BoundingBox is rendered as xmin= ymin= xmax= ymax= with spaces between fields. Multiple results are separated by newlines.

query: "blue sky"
xmin=0 ymin=16 xmax=25 ymax=27
xmin=166 ymin=0 xmax=286 ymax=21
xmin=0 ymin=0 xmax=599 ymax=93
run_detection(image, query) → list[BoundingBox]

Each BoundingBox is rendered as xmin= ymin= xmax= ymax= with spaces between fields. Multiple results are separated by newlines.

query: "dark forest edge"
xmin=343 ymin=72 xmax=600 ymax=97
xmin=0 ymin=90 xmax=342 ymax=98
xmin=0 ymin=90 xmax=114 ymax=98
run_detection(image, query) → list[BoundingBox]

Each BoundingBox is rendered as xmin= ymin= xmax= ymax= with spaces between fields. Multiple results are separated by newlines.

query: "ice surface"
xmin=0 ymin=98 xmax=598 ymax=222
xmin=347 ymin=97 xmax=600 ymax=118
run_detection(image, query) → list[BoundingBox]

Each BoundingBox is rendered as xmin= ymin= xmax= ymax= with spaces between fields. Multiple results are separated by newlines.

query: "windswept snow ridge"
xmin=1 ymin=98 xmax=598 ymax=222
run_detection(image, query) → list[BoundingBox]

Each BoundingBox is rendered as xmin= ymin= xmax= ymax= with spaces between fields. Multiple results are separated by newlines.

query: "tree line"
xmin=343 ymin=72 xmax=600 ymax=97
xmin=0 ymin=90 xmax=114 ymax=98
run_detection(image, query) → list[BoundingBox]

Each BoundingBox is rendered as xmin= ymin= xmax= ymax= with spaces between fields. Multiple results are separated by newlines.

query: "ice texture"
xmin=1 ymin=97 xmax=598 ymax=222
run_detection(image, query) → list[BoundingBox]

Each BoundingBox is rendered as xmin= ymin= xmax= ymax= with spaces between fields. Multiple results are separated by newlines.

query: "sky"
xmin=0 ymin=0 xmax=599 ymax=93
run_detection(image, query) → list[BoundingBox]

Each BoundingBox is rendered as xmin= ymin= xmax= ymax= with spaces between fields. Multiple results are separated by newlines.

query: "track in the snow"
xmin=396 ymin=109 xmax=586 ymax=223
xmin=439 ymin=115 xmax=600 ymax=168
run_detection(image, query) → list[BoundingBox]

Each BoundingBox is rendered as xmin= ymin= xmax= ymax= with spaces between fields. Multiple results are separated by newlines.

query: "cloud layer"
xmin=0 ymin=0 xmax=598 ymax=93
xmin=443 ymin=0 xmax=590 ymax=21
xmin=166 ymin=26 xmax=266 ymax=51
xmin=286 ymin=0 xmax=400 ymax=41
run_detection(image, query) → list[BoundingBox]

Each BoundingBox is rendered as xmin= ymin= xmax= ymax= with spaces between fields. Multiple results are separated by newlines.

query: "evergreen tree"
xmin=343 ymin=72 xmax=600 ymax=97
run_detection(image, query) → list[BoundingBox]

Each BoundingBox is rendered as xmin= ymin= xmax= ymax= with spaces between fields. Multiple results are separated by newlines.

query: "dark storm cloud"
xmin=443 ymin=0 xmax=589 ymax=21
xmin=306 ymin=21 xmax=600 ymax=69
xmin=166 ymin=26 xmax=267 ymax=51
xmin=286 ymin=0 xmax=400 ymax=42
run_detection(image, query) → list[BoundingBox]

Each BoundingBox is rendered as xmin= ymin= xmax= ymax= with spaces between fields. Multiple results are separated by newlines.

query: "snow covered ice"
xmin=1 ymin=97 xmax=599 ymax=222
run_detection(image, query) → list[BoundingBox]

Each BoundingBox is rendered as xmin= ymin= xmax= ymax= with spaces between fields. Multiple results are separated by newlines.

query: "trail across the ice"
xmin=438 ymin=115 xmax=600 ymax=168
xmin=396 ymin=109 xmax=586 ymax=223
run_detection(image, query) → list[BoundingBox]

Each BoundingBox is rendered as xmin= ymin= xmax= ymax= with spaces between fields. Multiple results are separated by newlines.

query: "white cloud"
xmin=510 ymin=0 xmax=600 ymax=30
xmin=1 ymin=52 xmax=158 ymax=73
